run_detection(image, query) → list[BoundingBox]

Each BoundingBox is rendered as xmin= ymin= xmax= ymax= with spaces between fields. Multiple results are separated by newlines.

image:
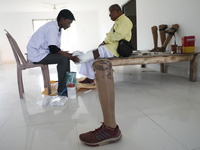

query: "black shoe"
xmin=79 ymin=78 xmax=94 ymax=84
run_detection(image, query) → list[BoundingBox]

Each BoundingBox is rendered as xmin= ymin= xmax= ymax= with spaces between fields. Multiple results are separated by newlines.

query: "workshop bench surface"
xmin=99 ymin=52 xmax=200 ymax=82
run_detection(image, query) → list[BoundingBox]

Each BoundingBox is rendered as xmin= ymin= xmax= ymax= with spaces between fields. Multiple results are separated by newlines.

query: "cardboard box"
xmin=182 ymin=36 xmax=195 ymax=53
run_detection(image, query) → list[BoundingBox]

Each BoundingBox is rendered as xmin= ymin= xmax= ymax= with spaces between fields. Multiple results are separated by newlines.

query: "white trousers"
xmin=79 ymin=45 xmax=114 ymax=79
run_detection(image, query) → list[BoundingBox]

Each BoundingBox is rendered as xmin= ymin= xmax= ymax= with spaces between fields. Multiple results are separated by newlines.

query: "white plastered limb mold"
xmin=72 ymin=50 xmax=85 ymax=65
xmin=77 ymin=51 xmax=94 ymax=64
xmin=72 ymin=51 xmax=84 ymax=57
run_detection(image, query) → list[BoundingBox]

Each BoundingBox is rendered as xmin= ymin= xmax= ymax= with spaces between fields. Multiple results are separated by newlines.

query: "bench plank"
xmin=99 ymin=52 xmax=199 ymax=82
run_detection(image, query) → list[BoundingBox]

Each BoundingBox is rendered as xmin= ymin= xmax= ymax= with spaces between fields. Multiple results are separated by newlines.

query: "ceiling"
xmin=0 ymin=0 xmax=112 ymax=13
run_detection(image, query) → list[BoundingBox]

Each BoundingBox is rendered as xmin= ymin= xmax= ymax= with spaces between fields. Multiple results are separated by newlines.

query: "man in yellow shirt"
xmin=78 ymin=4 xmax=132 ymax=147
xmin=76 ymin=4 xmax=133 ymax=83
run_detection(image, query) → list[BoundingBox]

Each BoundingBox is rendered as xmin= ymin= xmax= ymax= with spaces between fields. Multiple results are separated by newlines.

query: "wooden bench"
xmin=99 ymin=52 xmax=199 ymax=82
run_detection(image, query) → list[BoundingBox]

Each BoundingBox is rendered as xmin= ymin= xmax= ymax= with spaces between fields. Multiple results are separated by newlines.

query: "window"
xmin=32 ymin=19 xmax=55 ymax=32
xmin=60 ymin=21 xmax=78 ymax=51
xmin=32 ymin=19 xmax=78 ymax=51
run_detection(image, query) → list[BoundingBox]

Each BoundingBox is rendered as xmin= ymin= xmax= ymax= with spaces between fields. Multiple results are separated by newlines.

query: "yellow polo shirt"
xmin=104 ymin=14 xmax=133 ymax=57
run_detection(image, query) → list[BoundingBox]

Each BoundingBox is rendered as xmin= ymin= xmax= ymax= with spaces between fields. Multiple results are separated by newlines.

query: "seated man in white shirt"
xmin=27 ymin=9 xmax=79 ymax=96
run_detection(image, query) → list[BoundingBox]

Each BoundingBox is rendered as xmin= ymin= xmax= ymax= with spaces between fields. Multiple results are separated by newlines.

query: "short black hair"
xmin=57 ymin=9 xmax=75 ymax=22
xmin=110 ymin=4 xmax=122 ymax=12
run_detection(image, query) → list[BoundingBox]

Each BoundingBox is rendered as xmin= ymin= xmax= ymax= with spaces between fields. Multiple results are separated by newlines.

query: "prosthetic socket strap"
xmin=167 ymin=27 xmax=178 ymax=35
xmin=159 ymin=25 xmax=168 ymax=31
xmin=78 ymin=51 xmax=94 ymax=64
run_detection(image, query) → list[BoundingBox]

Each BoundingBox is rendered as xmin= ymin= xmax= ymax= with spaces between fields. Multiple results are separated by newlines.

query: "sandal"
xmin=79 ymin=78 xmax=94 ymax=84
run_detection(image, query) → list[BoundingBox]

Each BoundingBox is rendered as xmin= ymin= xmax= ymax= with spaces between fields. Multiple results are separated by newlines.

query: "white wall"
xmin=137 ymin=0 xmax=200 ymax=80
xmin=0 ymin=52 xmax=2 ymax=65
xmin=97 ymin=0 xmax=130 ymax=41
xmin=0 ymin=11 xmax=99 ymax=64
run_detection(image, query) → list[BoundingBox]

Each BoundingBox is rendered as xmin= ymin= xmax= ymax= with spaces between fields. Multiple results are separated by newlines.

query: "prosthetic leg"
xmin=162 ymin=24 xmax=179 ymax=50
xmin=149 ymin=24 xmax=179 ymax=52
xmin=150 ymin=26 xmax=158 ymax=51
xmin=159 ymin=24 xmax=168 ymax=45
xmin=79 ymin=59 xmax=122 ymax=146
xmin=149 ymin=24 xmax=168 ymax=52
xmin=92 ymin=59 xmax=116 ymax=128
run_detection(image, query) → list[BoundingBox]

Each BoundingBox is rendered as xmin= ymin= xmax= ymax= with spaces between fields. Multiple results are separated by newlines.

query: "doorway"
xmin=122 ymin=0 xmax=137 ymax=49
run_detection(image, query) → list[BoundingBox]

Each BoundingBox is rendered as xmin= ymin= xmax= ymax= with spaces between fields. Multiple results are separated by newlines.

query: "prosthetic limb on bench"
xmin=149 ymin=24 xmax=167 ymax=52
xmin=149 ymin=24 xmax=179 ymax=52
xmin=159 ymin=24 xmax=168 ymax=45
xmin=150 ymin=26 xmax=158 ymax=51
xmin=162 ymin=24 xmax=179 ymax=50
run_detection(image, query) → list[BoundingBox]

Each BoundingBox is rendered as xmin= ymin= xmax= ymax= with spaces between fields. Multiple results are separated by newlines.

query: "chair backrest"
xmin=4 ymin=29 xmax=27 ymax=65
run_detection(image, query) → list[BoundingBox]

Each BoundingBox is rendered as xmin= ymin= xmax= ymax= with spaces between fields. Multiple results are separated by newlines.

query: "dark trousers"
xmin=35 ymin=53 xmax=70 ymax=92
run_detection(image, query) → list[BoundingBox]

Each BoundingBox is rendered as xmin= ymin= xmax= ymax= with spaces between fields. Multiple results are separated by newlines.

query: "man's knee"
xmin=58 ymin=55 xmax=69 ymax=67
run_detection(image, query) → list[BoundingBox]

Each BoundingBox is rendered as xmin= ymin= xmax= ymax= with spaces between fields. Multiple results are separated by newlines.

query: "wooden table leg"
xmin=160 ymin=63 xmax=165 ymax=73
xmin=189 ymin=54 xmax=198 ymax=82
xmin=141 ymin=64 xmax=146 ymax=68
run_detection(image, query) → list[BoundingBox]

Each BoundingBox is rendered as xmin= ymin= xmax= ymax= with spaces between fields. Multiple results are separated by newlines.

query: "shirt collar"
xmin=115 ymin=14 xmax=124 ymax=22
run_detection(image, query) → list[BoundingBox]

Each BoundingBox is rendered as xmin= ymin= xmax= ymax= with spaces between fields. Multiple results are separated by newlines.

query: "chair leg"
xmin=41 ymin=65 xmax=51 ymax=95
xmin=17 ymin=68 xmax=24 ymax=99
xmin=21 ymin=71 xmax=24 ymax=93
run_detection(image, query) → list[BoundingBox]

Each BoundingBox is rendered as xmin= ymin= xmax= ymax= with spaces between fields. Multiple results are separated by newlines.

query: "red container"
xmin=182 ymin=36 xmax=195 ymax=47
xmin=182 ymin=36 xmax=195 ymax=53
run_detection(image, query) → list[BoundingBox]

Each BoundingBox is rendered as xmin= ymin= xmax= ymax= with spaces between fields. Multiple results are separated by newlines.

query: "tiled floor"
xmin=0 ymin=63 xmax=200 ymax=150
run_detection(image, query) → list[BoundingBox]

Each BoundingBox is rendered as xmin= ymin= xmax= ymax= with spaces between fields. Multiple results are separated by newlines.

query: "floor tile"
xmin=0 ymin=121 xmax=79 ymax=150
